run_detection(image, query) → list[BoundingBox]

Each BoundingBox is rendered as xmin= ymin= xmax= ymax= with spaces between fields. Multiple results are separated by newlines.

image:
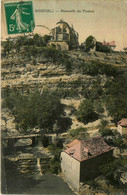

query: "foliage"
xmin=99 ymin=157 xmax=127 ymax=183
xmin=69 ymin=127 xmax=88 ymax=138
xmin=49 ymin=156 xmax=61 ymax=174
xmin=85 ymin=180 xmax=100 ymax=190
xmin=42 ymin=35 xmax=51 ymax=45
xmin=99 ymin=119 xmax=109 ymax=129
xmin=48 ymin=144 xmax=62 ymax=155
xmin=76 ymin=99 xmax=98 ymax=124
xmin=85 ymin=35 xmax=96 ymax=51
xmin=123 ymin=47 xmax=127 ymax=52
xmin=79 ymin=61 xmax=118 ymax=77
xmin=99 ymin=127 xmax=125 ymax=148
xmin=104 ymin=77 xmax=127 ymax=124
xmin=96 ymin=42 xmax=112 ymax=53
xmin=14 ymin=36 xmax=26 ymax=53
xmin=48 ymin=144 xmax=62 ymax=174
xmin=2 ymin=88 xmax=70 ymax=133
xmin=3 ymin=34 xmax=51 ymax=55
xmin=41 ymin=135 xmax=49 ymax=147
xmin=83 ymin=85 xmax=103 ymax=100
xmin=4 ymin=38 xmax=13 ymax=55
xmin=99 ymin=128 xmax=114 ymax=136
xmin=95 ymin=103 xmax=104 ymax=114
xmin=113 ymin=137 xmax=124 ymax=148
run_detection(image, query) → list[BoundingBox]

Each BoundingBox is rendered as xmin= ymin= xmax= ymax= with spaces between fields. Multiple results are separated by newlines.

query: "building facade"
xmin=49 ymin=20 xmax=79 ymax=50
xmin=61 ymin=137 xmax=113 ymax=191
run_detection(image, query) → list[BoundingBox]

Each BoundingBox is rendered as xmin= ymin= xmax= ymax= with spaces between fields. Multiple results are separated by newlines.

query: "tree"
xmin=33 ymin=33 xmax=44 ymax=46
xmin=14 ymin=36 xmax=26 ymax=53
xmin=96 ymin=41 xmax=111 ymax=53
xmin=42 ymin=35 xmax=51 ymax=45
xmin=99 ymin=119 xmax=109 ymax=129
xmin=85 ymin=35 xmax=96 ymax=51
xmin=4 ymin=38 xmax=13 ymax=55
xmin=76 ymin=99 xmax=98 ymax=124
xmin=123 ymin=47 xmax=127 ymax=53
xmin=104 ymin=77 xmax=127 ymax=124
xmin=3 ymin=88 xmax=70 ymax=134
xmin=69 ymin=127 xmax=88 ymax=139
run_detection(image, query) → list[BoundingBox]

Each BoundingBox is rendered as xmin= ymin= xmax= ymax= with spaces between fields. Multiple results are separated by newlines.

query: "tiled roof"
xmin=118 ymin=118 xmax=127 ymax=126
xmin=102 ymin=41 xmax=116 ymax=46
xmin=64 ymin=137 xmax=113 ymax=162
xmin=66 ymin=139 xmax=79 ymax=148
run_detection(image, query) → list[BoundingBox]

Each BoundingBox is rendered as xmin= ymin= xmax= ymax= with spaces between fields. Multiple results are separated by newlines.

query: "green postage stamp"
xmin=4 ymin=1 xmax=35 ymax=34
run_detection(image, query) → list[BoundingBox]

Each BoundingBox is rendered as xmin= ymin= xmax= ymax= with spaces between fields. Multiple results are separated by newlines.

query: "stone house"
xmin=117 ymin=118 xmax=127 ymax=135
xmin=61 ymin=137 xmax=113 ymax=191
xmin=49 ymin=19 xmax=79 ymax=50
xmin=102 ymin=41 xmax=116 ymax=50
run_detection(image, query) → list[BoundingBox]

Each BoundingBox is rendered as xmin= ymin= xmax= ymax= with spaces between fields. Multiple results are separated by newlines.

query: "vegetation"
xmin=76 ymin=99 xmax=98 ymax=124
xmin=69 ymin=127 xmax=88 ymax=139
xmin=2 ymin=34 xmax=73 ymax=74
xmin=99 ymin=128 xmax=114 ymax=137
xmin=85 ymin=35 xmax=96 ymax=51
xmin=98 ymin=119 xmax=125 ymax=148
xmin=2 ymin=88 xmax=71 ymax=134
xmin=96 ymin=42 xmax=112 ymax=53
xmin=3 ymin=38 xmax=13 ymax=55
xmin=41 ymin=135 xmax=49 ymax=147
xmin=2 ymin=34 xmax=127 ymax=141
xmin=100 ymin=157 xmax=127 ymax=184
xmin=123 ymin=47 xmax=127 ymax=53
xmin=48 ymin=144 xmax=63 ymax=174
xmin=104 ymin=77 xmax=127 ymax=124
xmin=99 ymin=119 xmax=109 ymax=128
xmin=78 ymin=61 xmax=118 ymax=77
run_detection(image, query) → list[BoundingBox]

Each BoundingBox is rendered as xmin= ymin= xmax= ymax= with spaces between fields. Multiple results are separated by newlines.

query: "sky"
xmin=1 ymin=0 xmax=127 ymax=50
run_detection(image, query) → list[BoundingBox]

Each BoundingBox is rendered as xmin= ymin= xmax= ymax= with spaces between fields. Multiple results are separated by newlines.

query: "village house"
xmin=61 ymin=137 xmax=113 ymax=191
xmin=102 ymin=41 xmax=116 ymax=50
xmin=117 ymin=118 xmax=127 ymax=135
xmin=49 ymin=19 xmax=79 ymax=51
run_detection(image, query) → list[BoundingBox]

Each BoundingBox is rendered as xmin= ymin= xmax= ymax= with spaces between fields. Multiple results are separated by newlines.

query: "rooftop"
xmin=66 ymin=139 xmax=79 ymax=148
xmin=118 ymin=118 xmax=127 ymax=126
xmin=64 ymin=137 xmax=113 ymax=162
xmin=102 ymin=41 xmax=116 ymax=47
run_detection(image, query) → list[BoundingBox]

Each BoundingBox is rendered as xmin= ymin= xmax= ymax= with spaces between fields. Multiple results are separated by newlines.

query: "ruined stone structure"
xmin=49 ymin=20 xmax=79 ymax=50
xmin=117 ymin=118 xmax=127 ymax=135
xmin=61 ymin=137 xmax=113 ymax=191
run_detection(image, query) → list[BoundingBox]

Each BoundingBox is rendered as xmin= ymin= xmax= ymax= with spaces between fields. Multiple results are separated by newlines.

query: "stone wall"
xmin=61 ymin=151 xmax=80 ymax=190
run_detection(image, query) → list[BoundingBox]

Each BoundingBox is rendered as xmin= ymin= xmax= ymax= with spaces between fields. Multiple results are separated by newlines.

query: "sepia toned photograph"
xmin=1 ymin=0 xmax=127 ymax=194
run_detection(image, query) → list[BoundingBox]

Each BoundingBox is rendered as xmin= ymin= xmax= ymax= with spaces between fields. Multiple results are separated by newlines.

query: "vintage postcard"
xmin=1 ymin=0 xmax=127 ymax=194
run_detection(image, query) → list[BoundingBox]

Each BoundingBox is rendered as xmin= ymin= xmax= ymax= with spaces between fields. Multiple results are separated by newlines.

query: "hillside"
xmin=1 ymin=46 xmax=127 ymax=194
xmin=1 ymin=48 xmax=127 ymax=135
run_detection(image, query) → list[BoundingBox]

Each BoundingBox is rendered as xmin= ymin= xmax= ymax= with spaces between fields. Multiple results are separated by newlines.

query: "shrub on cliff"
xmin=76 ymin=99 xmax=98 ymax=124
